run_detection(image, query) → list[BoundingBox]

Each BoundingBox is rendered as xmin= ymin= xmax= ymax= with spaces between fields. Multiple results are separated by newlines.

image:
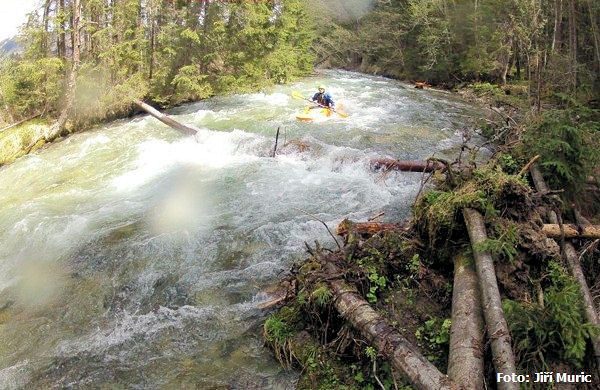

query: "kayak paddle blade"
xmin=291 ymin=91 xmax=305 ymax=100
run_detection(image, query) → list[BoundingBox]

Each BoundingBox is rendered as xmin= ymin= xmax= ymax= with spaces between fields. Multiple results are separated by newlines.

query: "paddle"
xmin=291 ymin=91 xmax=349 ymax=118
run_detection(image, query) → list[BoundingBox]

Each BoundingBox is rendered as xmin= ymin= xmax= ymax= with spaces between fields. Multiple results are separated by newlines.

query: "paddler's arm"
xmin=325 ymin=93 xmax=334 ymax=108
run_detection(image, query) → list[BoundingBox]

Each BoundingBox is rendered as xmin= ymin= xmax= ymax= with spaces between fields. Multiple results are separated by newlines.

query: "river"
xmin=0 ymin=70 xmax=481 ymax=389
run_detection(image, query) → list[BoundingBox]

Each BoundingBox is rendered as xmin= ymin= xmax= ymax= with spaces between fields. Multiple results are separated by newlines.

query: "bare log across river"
xmin=134 ymin=99 xmax=198 ymax=136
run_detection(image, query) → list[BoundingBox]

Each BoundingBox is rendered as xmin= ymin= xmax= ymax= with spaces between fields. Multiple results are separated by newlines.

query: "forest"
xmin=0 ymin=1 xmax=599 ymax=389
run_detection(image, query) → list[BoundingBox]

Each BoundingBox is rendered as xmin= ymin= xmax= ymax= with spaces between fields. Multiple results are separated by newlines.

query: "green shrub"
xmin=522 ymin=104 xmax=600 ymax=199
xmin=503 ymin=261 xmax=599 ymax=369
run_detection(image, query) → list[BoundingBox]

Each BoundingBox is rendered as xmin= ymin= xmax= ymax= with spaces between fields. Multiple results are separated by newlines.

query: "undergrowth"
xmin=519 ymin=100 xmax=600 ymax=209
xmin=504 ymin=261 xmax=599 ymax=372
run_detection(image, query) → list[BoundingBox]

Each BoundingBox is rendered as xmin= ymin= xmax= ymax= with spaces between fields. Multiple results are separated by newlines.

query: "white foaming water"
xmin=56 ymin=305 xmax=213 ymax=357
xmin=112 ymin=128 xmax=265 ymax=192
xmin=248 ymin=92 xmax=290 ymax=106
xmin=0 ymin=360 xmax=30 ymax=390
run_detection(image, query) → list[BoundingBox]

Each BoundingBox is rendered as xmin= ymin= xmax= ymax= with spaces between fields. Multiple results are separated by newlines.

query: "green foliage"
xmin=6 ymin=0 xmax=315 ymax=123
xmin=364 ymin=346 xmax=376 ymax=360
xmin=469 ymin=82 xmax=505 ymax=98
xmin=503 ymin=261 xmax=599 ymax=369
xmin=473 ymin=219 xmax=520 ymax=263
xmin=416 ymin=318 xmax=451 ymax=346
xmin=264 ymin=314 xmax=294 ymax=346
xmin=496 ymin=153 xmax=520 ymax=175
xmin=414 ymin=185 xmax=495 ymax=245
xmin=415 ymin=317 xmax=451 ymax=366
xmin=409 ymin=253 xmax=421 ymax=275
xmin=366 ymin=267 xmax=387 ymax=303
xmin=0 ymin=57 xmax=64 ymax=119
xmin=522 ymin=104 xmax=600 ymax=200
xmin=311 ymin=284 xmax=332 ymax=306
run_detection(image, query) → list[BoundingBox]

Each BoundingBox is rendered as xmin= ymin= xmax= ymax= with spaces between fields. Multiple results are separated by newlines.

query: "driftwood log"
xmin=448 ymin=252 xmax=484 ymax=390
xmin=335 ymin=219 xmax=404 ymax=236
xmin=325 ymin=261 xmax=458 ymax=390
xmin=370 ymin=159 xmax=446 ymax=173
xmin=134 ymin=99 xmax=198 ymax=136
xmin=542 ymin=224 xmax=600 ymax=239
xmin=462 ymin=208 xmax=518 ymax=390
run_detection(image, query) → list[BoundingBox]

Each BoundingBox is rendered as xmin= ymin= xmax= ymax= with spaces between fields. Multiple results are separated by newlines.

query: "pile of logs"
xmin=299 ymin=164 xmax=599 ymax=390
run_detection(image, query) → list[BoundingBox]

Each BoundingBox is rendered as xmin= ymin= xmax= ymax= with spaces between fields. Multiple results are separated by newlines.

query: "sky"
xmin=0 ymin=0 xmax=40 ymax=41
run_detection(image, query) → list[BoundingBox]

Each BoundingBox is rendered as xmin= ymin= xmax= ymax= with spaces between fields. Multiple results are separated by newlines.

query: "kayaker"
xmin=310 ymin=85 xmax=335 ymax=108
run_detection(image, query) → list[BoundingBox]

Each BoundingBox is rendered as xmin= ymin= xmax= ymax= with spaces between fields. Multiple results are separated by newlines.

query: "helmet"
xmin=318 ymin=84 xmax=325 ymax=90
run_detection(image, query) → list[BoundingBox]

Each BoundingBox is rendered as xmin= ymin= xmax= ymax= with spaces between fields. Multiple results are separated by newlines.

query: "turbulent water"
xmin=0 ymin=70 xmax=482 ymax=389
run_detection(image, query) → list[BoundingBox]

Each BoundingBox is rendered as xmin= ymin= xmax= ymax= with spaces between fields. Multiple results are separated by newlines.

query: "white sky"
xmin=0 ymin=0 xmax=41 ymax=41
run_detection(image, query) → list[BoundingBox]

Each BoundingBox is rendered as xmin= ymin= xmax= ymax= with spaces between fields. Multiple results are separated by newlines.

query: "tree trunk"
xmin=370 ymin=159 xmax=446 ymax=173
xmin=0 ymin=87 xmax=15 ymax=123
xmin=327 ymin=271 xmax=457 ymax=390
xmin=587 ymin=0 xmax=600 ymax=75
xmin=542 ymin=224 xmax=600 ymax=239
xmin=448 ymin=252 xmax=484 ymax=390
xmin=568 ymin=0 xmax=577 ymax=91
xmin=133 ymin=100 xmax=198 ymax=136
xmin=552 ymin=0 xmax=563 ymax=53
xmin=0 ymin=113 xmax=42 ymax=133
xmin=42 ymin=0 xmax=53 ymax=54
xmin=515 ymin=46 xmax=521 ymax=79
xmin=462 ymin=208 xmax=518 ymax=390
xmin=58 ymin=0 xmax=66 ymax=58
xmin=529 ymin=164 xmax=559 ymax=224
xmin=46 ymin=0 xmax=81 ymax=141
xmin=335 ymin=219 xmax=404 ymax=237
xmin=149 ymin=5 xmax=155 ymax=80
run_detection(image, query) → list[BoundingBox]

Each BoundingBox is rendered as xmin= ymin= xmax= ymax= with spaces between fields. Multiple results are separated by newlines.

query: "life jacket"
xmin=314 ymin=92 xmax=333 ymax=107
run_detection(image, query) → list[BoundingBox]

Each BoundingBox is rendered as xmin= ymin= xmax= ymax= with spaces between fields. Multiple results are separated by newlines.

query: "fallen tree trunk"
xmin=564 ymin=243 xmax=600 ymax=370
xmin=462 ymin=208 xmax=518 ymax=390
xmin=327 ymin=271 xmax=458 ymax=390
xmin=0 ymin=113 xmax=41 ymax=133
xmin=542 ymin=224 xmax=600 ymax=239
xmin=530 ymin=164 xmax=559 ymax=224
xmin=336 ymin=219 xmax=404 ymax=236
xmin=134 ymin=99 xmax=197 ymax=136
xmin=370 ymin=159 xmax=446 ymax=173
xmin=448 ymin=252 xmax=484 ymax=390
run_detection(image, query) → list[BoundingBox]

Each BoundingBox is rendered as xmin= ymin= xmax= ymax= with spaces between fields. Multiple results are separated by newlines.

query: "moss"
xmin=413 ymin=184 xmax=493 ymax=246
xmin=0 ymin=118 xmax=49 ymax=165
xmin=311 ymin=284 xmax=332 ymax=306
xmin=414 ymin=164 xmax=534 ymax=249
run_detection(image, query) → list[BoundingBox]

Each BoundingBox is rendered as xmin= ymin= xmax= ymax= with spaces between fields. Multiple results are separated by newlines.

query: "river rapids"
xmin=0 ymin=70 xmax=482 ymax=389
